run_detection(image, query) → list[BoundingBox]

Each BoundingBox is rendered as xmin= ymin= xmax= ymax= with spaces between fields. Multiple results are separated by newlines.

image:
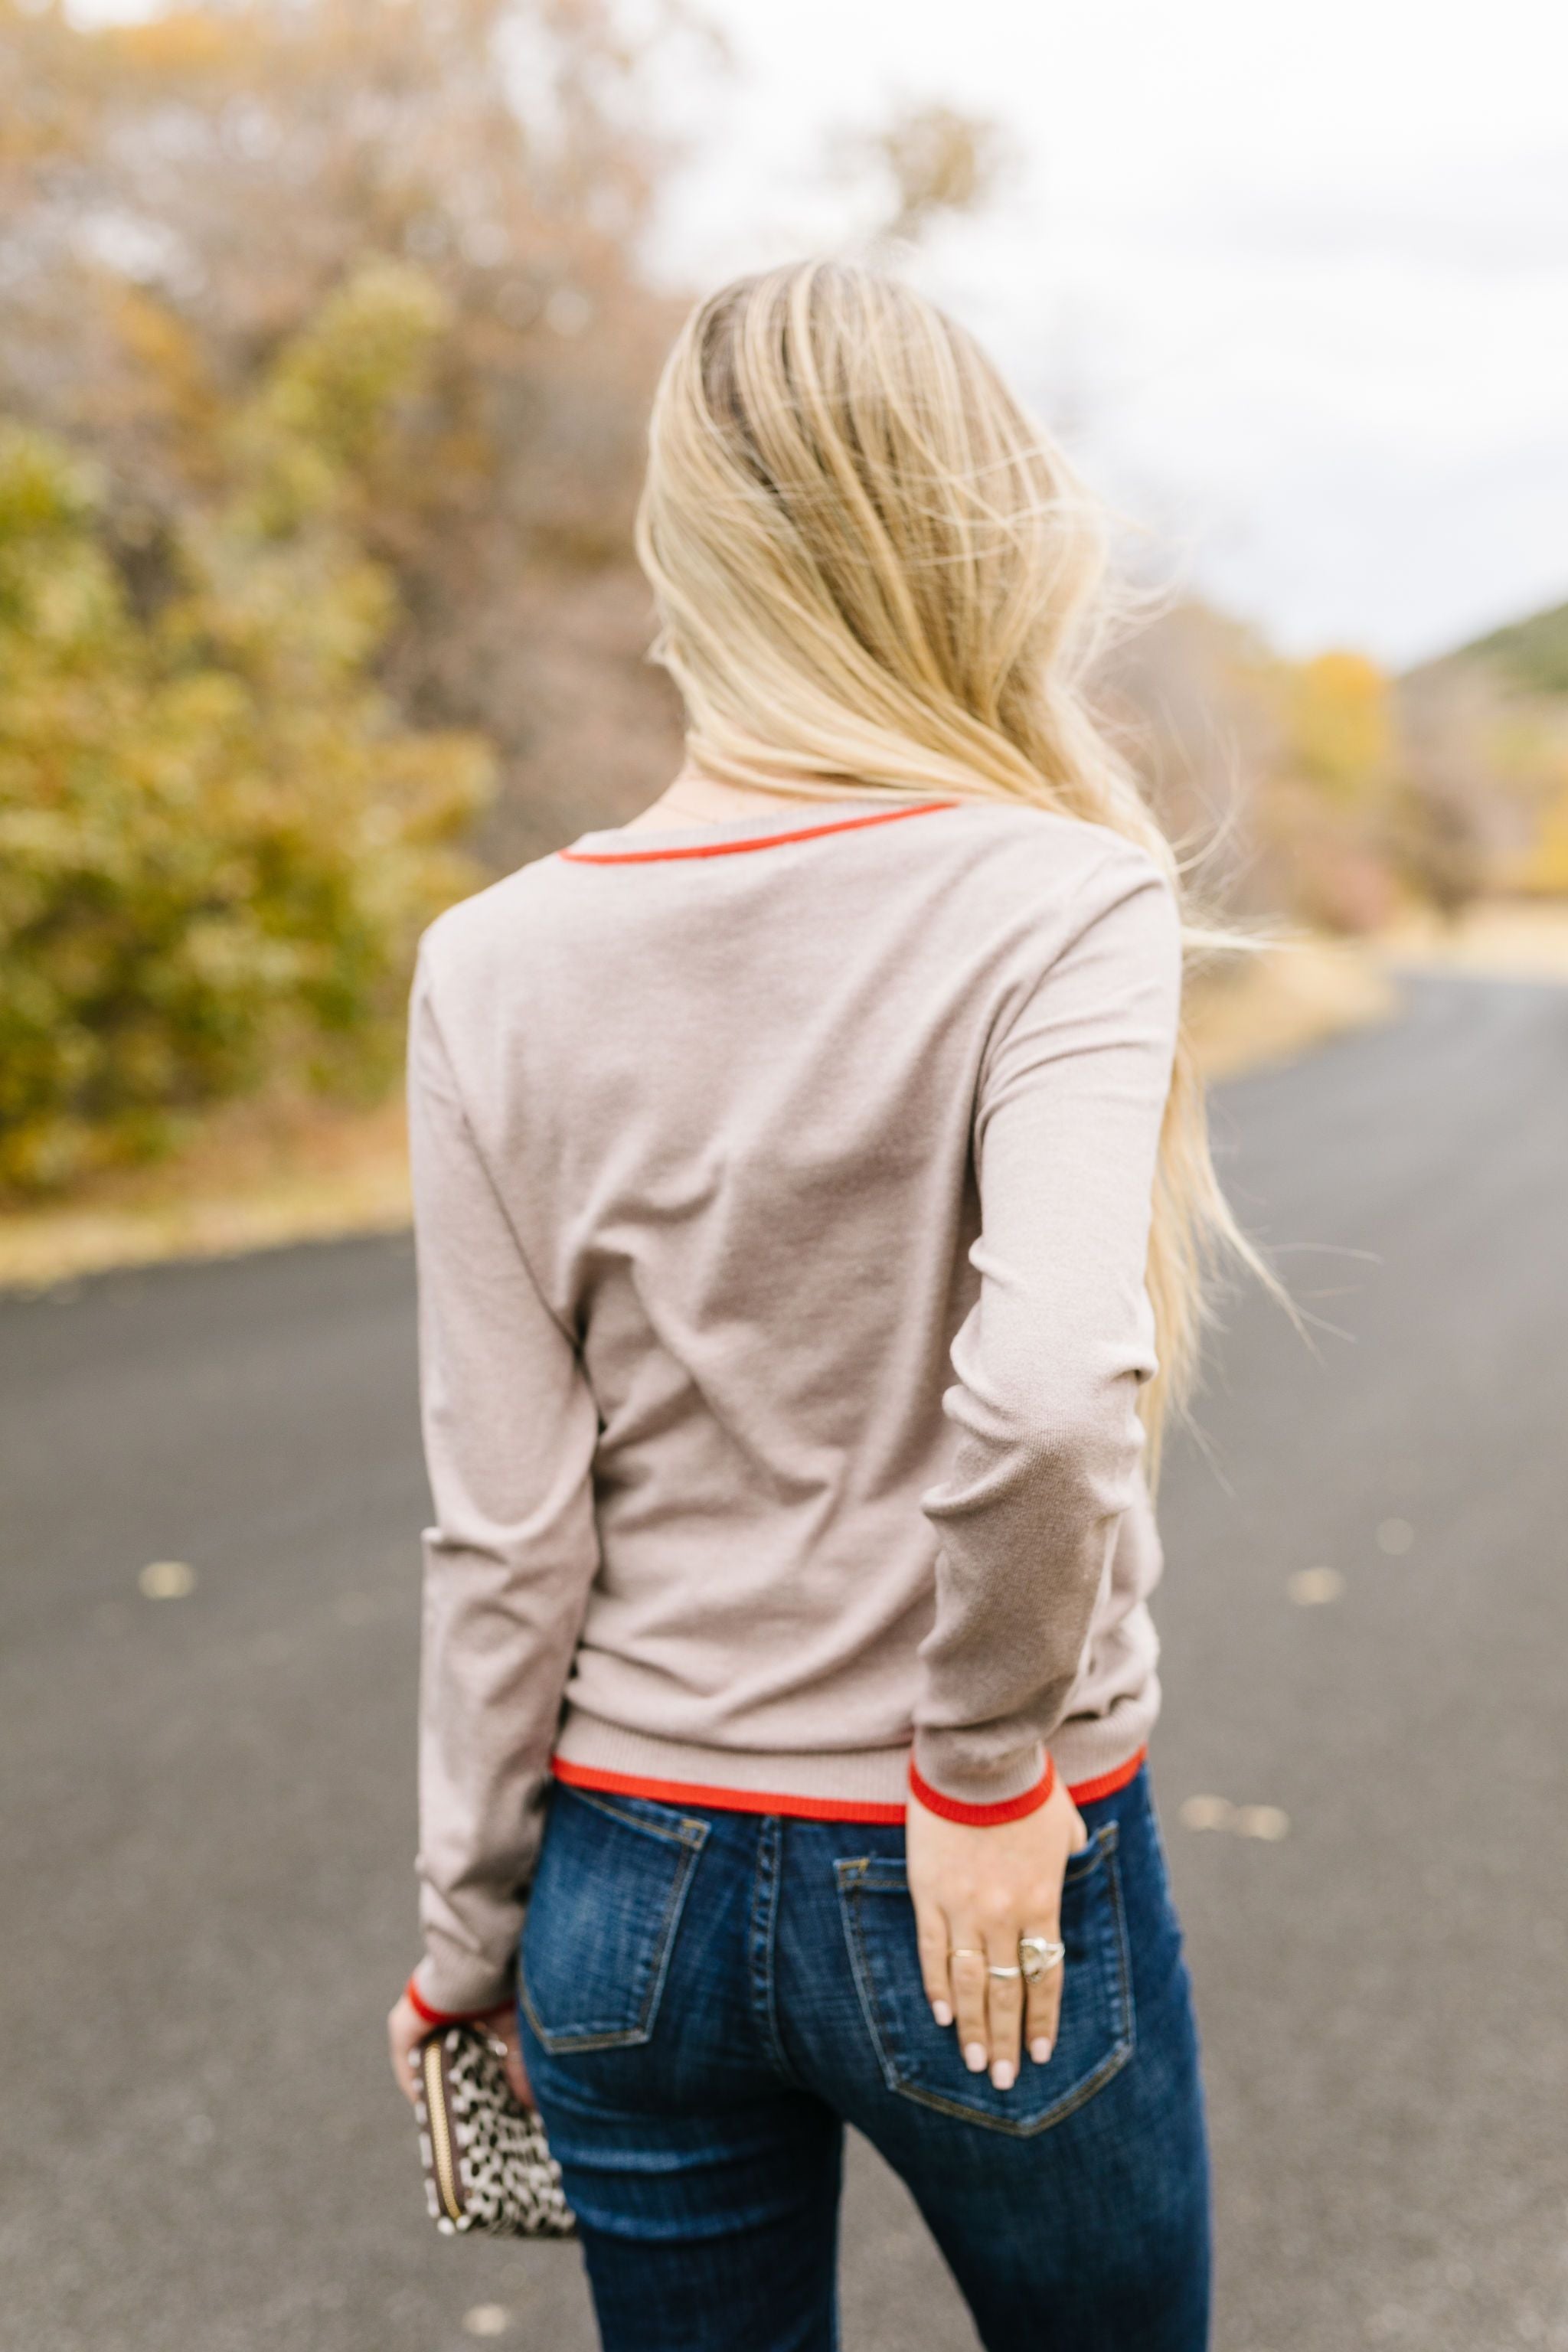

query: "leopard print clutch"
xmin=413 ymin=2024 xmax=577 ymax=2239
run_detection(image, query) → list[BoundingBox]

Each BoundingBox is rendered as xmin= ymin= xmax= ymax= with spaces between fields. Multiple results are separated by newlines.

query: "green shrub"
xmin=0 ymin=266 xmax=492 ymax=1195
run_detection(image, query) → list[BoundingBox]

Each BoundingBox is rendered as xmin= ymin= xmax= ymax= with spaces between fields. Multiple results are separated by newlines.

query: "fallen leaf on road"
xmin=139 ymin=1560 xmax=195 ymax=1599
xmin=1178 ymin=1795 xmax=1236 ymax=1831
xmin=1178 ymin=1795 xmax=1291 ymax=1841
xmin=1235 ymin=1805 xmax=1291 ymax=1841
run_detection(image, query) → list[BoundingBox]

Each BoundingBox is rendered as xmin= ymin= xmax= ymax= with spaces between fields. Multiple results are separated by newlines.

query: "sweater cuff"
xmin=909 ymin=1745 xmax=1055 ymax=1827
xmin=407 ymin=1961 xmax=514 ymax=2029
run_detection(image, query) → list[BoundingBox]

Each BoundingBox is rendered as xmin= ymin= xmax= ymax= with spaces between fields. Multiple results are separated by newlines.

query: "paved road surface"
xmin=3 ymin=971 xmax=1566 ymax=2352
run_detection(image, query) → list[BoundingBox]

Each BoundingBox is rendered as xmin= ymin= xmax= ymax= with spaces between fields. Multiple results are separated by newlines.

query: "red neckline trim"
xmin=558 ymin=799 xmax=959 ymax=865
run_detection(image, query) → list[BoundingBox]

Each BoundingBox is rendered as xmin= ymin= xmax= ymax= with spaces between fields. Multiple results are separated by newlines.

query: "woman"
xmin=388 ymin=259 xmax=1275 ymax=2350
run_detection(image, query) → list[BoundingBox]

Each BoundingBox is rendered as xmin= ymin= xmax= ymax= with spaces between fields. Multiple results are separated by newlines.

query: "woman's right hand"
xmin=387 ymin=1989 xmax=533 ymax=2110
xmin=905 ymin=1768 xmax=1086 ymax=2092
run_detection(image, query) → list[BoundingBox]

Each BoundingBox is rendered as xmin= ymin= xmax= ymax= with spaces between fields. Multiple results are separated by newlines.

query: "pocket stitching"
xmin=1066 ymin=1820 xmax=1117 ymax=1884
xmin=836 ymin=1859 xmax=903 ymax=2098
xmin=519 ymin=1801 xmax=709 ymax=2053
xmin=556 ymin=1782 xmax=710 ymax=1851
xmin=836 ymin=1824 xmax=1135 ymax=2138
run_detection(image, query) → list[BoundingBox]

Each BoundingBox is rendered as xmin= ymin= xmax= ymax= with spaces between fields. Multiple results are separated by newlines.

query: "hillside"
xmin=1423 ymin=599 xmax=1568 ymax=696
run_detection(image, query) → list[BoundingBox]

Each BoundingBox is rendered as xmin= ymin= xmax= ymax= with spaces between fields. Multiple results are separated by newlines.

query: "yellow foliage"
xmin=109 ymin=9 xmax=251 ymax=77
xmin=108 ymin=286 xmax=222 ymax=452
xmin=1514 ymin=785 xmax=1568 ymax=894
xmin=233 ymin=263 xmax=449 ymax=534
xmin=0 ymin=264 xmax=493 ymax=1197
xmin=1283 ymin=650 xmax=1396 ymax=803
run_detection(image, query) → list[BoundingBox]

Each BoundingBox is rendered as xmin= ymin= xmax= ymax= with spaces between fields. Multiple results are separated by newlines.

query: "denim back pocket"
xmin=835 ymin=1821 xmax=1134 ymax=2135
xmin=520 ymin=1785 xmax=710 ymax=2053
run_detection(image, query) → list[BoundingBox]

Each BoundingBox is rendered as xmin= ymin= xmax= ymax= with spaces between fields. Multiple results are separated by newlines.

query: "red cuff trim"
xmin=405 ymin=1973 xmax=512 ymax=2030
xmin=908 ymin=1751 xmax=1056 ymax=1826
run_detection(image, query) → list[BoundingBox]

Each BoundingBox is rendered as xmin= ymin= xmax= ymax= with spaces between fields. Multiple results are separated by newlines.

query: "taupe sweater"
xmin=408 ymin=795 xmax=1182 ymax=2016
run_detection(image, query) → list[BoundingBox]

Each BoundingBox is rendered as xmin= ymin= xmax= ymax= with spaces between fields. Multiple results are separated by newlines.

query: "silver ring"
xmin=1019 ymin=1936 xmax=1066 ymax=1981
xmin=985 ymin=1964 xmax=1023 ymax=1981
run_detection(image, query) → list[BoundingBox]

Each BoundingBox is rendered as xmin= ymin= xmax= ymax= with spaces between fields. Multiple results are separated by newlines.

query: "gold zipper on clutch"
xmin=423 ymin=2039 xmax=464 ymax=2225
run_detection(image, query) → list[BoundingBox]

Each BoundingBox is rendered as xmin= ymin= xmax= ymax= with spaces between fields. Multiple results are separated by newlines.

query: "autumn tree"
xmin=1399 ymin=652 xmax=1568 ymax=908
xmin=3 ymin=2 xmax=1053 ymax=1194
xmin=0 ymin=0 xmax=713 ymax=861
xmin=832 ymin=101 xmax=1018 ymax=248
xmin=0 ymin=263 xmax=491 ymax=1192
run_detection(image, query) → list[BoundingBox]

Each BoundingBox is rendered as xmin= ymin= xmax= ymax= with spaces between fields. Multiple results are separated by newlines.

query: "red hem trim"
xmin=908 ymin=1753 xmax=1055 ymax=1826
xmin=1064 ymin=1746 xmax=1147 ymax=1806
xmin=405 ymin=1974 xmax=512 ymax=2030
xmin=550 ymin=1756 xmax=906 ymax=1823
xmin=557 ymin=799 xmax=958 ymax=866
xmin=548 ymin=1743 xmax=1147 ymax=1825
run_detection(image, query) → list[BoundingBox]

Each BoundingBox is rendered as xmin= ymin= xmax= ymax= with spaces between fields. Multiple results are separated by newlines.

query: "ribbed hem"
xmin=551 ymin=1704 xmax=1155 ymax=1818
xmin=554 ymin=1756 xmax=906 ymax=1823
xmin=552 ymin=1713 xmax=919 ymax=1808
xmin=1067 ymin=1748 xmax=1147 ymax=1805
xmin=1050 ymin=1678 xmax=1161 ymax=1792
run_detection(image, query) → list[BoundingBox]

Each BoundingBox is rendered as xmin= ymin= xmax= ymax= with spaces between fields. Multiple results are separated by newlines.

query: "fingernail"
xmin=1031 ymin=2037 xmax=1053 ymax=2065
xmin=964 ymin=2042 xmax=988 ymax=2073
xmin=933 ymin=2001 xmax=953 ymax=2027
xmin=991 ymin=2060 xmax=1016 ymax=2091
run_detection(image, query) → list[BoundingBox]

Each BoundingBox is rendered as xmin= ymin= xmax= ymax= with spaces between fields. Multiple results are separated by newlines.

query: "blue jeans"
xmin=518 ymin=1764 xmax=1210 ymax=2351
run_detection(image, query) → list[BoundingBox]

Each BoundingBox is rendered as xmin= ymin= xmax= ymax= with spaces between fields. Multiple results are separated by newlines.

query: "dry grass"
xmin=0 ymin=1091 xmax=412 ymax=1293
xmin=0 ymin=920 xmax=1437 ymax=1295
xmin=1375 ymin=897 xmax=1568 ymax=984
xmin=1185 ymin=934 xmax=1397 ymax=1083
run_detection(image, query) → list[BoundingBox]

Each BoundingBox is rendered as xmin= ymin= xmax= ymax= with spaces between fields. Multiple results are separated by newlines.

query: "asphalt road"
xmin=3 ymin=969 xmax=1566 ymax=2352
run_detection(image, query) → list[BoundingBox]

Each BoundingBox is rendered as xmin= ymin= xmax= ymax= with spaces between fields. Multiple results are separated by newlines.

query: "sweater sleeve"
xmin=911 ymin=846 xmax=1182 ymax=1815
xmin=406 ymin=946 xmax=601 ymax=2017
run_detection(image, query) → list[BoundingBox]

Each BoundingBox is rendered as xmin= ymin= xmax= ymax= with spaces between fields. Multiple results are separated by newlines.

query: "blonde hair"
xmin=635 ymin=257 xmax=1289 ymax=1490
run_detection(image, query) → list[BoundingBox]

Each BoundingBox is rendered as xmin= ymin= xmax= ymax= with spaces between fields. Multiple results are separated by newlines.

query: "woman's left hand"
xmin=387 ymin=1989 xmax=533 ymax=2109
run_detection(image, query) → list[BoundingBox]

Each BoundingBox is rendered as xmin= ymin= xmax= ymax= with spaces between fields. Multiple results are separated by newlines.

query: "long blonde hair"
xmin=634 ymin=257 xmax=1288 ymax=1491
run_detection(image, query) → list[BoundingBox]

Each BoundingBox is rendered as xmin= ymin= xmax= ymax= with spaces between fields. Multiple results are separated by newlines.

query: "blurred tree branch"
xmin=0 ymin=0 xmax=710 ymax=866
xmin=827 ymin=99 xmax=1018 ymax=246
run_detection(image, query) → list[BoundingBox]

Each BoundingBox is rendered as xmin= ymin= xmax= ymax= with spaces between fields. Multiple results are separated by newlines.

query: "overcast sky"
xmin=646 ymin=0 xmax=1568 ymax=667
